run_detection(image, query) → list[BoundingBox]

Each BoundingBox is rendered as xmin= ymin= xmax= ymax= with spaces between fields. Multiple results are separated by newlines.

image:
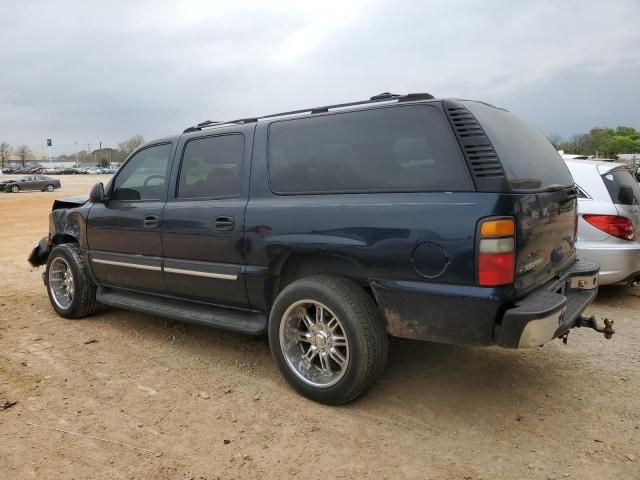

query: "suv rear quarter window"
xmin=462 ymin=101 xmax=574 ymax=191
xmin=268 ymin=105 xmax=473 ymax=194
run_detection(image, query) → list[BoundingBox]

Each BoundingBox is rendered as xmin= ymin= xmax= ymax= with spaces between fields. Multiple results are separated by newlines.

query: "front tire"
xmin=46 ymin=184 xmax=55 ymax=192
xmin=11 ymin=185 xmax=19 ymax=193
xmin=45 ymin=243 xmax=99 ymax=319
xmin=269 ymin=275 xmax=388 ymax=404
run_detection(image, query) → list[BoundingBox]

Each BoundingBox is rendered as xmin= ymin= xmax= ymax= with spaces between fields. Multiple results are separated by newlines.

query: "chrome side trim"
xmin=91 ymin=258 xmax=162 ymax=272
xmin=163 ymin=267 xmax=237 ymax=281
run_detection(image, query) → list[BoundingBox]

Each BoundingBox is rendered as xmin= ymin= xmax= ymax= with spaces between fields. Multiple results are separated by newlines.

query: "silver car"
xmin=565 ymin=159 xmax=640 ymax=285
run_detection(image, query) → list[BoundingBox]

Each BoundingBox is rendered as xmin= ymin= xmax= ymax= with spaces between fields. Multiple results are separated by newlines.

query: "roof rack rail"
xmin=182 ymin=92 xmax=434 ymax=133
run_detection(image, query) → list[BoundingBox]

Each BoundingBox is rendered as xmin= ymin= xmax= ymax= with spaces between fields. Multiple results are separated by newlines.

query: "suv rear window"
xmin=601 ymin=168 xmax=640 ymax=205
xmin=462 ymin=101 xmax=574 ymax=191
xmin=268 ymin=105 xmax=473 ymax=194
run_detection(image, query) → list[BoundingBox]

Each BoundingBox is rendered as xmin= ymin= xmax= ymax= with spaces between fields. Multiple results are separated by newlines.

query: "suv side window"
xmin=111 ymin=144 xmax=172 ymax=201
xmin=177 ymin=134 xmax=244 ymax=199
xmin=267 ymin=105 xmax=472 ymax=194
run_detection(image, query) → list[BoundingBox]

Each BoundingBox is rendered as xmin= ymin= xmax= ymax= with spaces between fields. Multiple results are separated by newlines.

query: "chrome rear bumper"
xmin=496 ymin=260 xmax=599 ymax=348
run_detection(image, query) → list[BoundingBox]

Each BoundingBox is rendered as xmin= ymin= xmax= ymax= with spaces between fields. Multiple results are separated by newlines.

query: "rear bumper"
xmin=577 ymin=242 xmax=640 ymax=285
xmin=496 ymin=260 xmax=599 ymax=348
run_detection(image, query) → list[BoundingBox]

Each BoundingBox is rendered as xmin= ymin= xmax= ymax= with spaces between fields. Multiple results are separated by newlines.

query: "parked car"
xmin=565 ymin=159 xmax=640 ymax=285
xmin=29 ymin=93 xmax=609 ymax=404
xmin=4 ymin=175 xmax=61 ymax=193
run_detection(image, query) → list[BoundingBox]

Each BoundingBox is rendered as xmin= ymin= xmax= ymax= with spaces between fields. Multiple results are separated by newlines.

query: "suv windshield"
xmin=601 ymin=168 xmax=640 ymax=205
xmin=462 ymin=101 xmax=574 ymax=191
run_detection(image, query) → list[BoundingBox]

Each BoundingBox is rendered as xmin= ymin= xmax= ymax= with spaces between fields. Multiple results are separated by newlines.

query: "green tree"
xmin=615 ymin=126 xmax=639 ymax=139
xmin=559 ymin=127 xmax=640 ymax=157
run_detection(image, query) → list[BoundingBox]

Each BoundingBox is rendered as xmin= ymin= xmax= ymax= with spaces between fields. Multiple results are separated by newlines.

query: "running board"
xmin=96 ymin=287 xmax=267 ymax=335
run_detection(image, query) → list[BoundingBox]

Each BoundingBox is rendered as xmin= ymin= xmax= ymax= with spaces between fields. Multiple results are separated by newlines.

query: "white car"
xmin=565 ymin=159 xmax=640 ymax=285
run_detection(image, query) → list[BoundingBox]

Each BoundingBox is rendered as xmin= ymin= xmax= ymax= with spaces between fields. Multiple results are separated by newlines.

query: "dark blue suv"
xmin=29 ymin=93 xmax=605 ymax=404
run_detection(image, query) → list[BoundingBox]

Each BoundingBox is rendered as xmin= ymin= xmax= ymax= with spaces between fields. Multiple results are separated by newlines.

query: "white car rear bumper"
xmin=577 ymin=241 xmax=640 ymax=285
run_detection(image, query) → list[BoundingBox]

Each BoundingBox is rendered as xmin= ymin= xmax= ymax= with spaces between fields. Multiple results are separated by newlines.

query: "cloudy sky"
xmin=1 ymin=0 xmax=639 ymax=155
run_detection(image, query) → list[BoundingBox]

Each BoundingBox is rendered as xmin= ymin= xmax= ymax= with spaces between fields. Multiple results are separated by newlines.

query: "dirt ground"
xmin=0 ymin=175 xmax=638 ymax=480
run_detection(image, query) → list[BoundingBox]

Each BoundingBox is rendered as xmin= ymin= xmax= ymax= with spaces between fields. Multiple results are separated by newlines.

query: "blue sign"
xmin=46 ymin=139 xmax=52 ymax=147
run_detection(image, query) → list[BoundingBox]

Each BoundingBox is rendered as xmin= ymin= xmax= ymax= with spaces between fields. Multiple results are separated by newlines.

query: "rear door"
xmin=511 ymin=188 xmax=577 ymax=293
xmin=23 ymin=176 xmax=36 ymax=190
xmin=86 ymin=142 xmax=174 ymax=292
xmin=35 ymin=176 xmax=48 ymax=189
xmin=462 ymin=101 xmax=578 ymax=295
xmin=161 ymin=126 xmax=254 ymax=308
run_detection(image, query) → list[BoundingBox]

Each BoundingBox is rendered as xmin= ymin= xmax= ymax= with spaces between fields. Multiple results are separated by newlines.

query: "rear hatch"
xmin=463 ymin=101 xmax=578 ymax=295
xmin=598 ymin=165 xmax=640 ymax=236
xmin=511 ymin=188 xmax=577 ymax=294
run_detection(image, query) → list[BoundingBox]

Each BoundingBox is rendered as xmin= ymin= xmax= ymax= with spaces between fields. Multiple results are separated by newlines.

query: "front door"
xmin=86 ymin=142 xmax=174 ymax=293
xmin=161 ymin=129 xmax=252 ymax=307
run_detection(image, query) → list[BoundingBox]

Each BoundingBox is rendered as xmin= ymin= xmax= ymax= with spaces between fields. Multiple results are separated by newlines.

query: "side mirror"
xmin=618 ymin=185 xmax=634 ymax=205
xmin=89 ymin=182 xmax=105 ymax=203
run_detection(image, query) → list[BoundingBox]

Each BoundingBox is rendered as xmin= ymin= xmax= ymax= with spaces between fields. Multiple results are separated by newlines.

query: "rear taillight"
xmin=582 ymin=214 xmax=635 ymax=241
xmin=477 ymin=218 xmax=516 ymax=286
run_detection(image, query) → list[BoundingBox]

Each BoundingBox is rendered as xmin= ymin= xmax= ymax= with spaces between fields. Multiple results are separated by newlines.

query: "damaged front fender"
xmin=28 ymin=235 xmax=51 ymax=267
xmin=27 ymin=196 xmax=90 ymax=268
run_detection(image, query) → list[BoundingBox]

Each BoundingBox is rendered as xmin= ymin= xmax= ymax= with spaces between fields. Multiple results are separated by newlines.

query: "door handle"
xmin=143 ymin=215 xmax=160 ymax=228
xmin=215 ymin=216 xmax=235 ymax=231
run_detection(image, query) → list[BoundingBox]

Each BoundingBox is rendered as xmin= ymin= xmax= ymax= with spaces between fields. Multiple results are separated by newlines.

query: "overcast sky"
xmin=1 ymin=0 xmax=639 ymax=155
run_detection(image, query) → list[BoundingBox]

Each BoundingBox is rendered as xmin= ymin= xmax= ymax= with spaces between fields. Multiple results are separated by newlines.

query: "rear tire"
xmin=46 ymin=184 xmax=55 ymax=192
xmin=11 ymin=185 xmax=19 ymax=193
xmin=45 ymin=243 xmax=100 ymax=319
xmin=269 ymin=275 xmax=388 ymax=404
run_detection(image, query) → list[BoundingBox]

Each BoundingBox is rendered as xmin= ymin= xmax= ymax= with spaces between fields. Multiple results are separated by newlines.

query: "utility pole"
xmin=75 ymin=142 xmax=79 ymax=167
xmin=47 ymin=138 xmax=52 ymax=163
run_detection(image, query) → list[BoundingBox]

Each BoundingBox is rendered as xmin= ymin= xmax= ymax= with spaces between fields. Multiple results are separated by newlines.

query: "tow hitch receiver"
xmin=576 ymin=315 xmax=615 ymax=339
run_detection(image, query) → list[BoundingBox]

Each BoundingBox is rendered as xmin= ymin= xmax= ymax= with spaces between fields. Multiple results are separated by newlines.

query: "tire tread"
xmin=46 ymin=243 xmax=100 ymax=318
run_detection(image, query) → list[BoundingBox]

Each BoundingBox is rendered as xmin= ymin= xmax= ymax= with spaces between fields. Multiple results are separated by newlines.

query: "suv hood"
xmin=52 ymin=195 xmax=88 ymax=211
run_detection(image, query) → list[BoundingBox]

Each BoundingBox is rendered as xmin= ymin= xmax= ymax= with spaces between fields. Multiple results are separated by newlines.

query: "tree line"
xmin=0 ymin=135 xmax=145 ymax=168
xmin=548 ymin=126 xmax=640 ymax=158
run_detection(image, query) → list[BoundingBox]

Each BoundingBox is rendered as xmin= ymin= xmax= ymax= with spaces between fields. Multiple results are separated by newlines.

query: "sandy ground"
xmin=0 ymin=175 xmax=638 ymax=480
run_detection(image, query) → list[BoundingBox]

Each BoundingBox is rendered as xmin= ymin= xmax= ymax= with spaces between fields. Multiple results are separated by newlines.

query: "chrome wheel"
xmin=46 ymin=184 xmax=54 ymax=192
xmin=11 ymin=185 xmax=19 ymax=193
xmin=279 ymin=300 xmax=349 ymax=388
xmin=49 ymin=257 xmax=74 ymax=310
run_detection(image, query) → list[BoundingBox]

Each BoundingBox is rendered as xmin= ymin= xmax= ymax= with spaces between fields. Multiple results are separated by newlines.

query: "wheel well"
xmin=52 ymin=233 xmax=78 ymax=246
xmin=265 ymin=253 xmax=371 ymax=309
